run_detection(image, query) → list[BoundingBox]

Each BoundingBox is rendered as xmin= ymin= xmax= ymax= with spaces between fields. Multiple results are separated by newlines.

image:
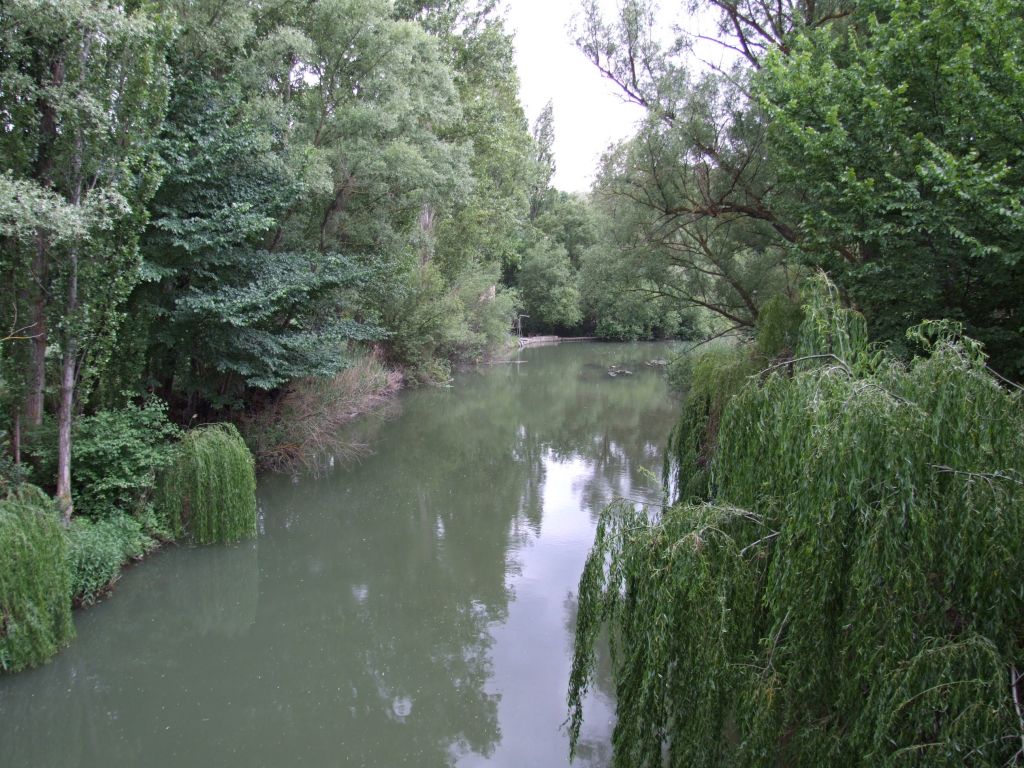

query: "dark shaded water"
xmin=0 ymin=342 xmax=678 ymax=767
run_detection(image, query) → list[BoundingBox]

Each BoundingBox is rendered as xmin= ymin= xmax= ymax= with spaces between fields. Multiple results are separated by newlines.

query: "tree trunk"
xmin=10 ymin=411 xmax=21 ymax=466
xmin=55 ymin=245 xmax=78 ymax=523
xmin=24 ymin=226 xmax=50 ymax=428
xmin=56 ymin=343 xmax=75 ymax=522
xmin=24 ymin=54 xmax=64 ymax=426
xmin=55 ymin=25 xmax=89 ymax=522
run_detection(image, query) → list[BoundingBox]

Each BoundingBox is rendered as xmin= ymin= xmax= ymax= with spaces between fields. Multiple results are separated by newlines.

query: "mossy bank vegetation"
xmin=569 ymin=280 xmax=1024 ymax=766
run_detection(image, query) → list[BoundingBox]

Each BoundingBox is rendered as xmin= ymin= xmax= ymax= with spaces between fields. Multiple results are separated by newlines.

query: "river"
xmin=0 ymin=342 xmax=678 ymax=767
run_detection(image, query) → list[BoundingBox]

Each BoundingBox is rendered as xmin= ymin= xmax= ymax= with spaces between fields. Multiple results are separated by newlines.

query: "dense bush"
xmin=443 ymin=269 xmax=522 ymax=364
xmin=517 ymin=239 xmax=582 ymax=331
xmin=155 ymin=424 xmax=257 ymax=544
xmin=65 ymin=513 xmax=156 ymax=605
xmin=379 ymin=262 xmax=521 ymax=383
xmin=664 ymin=343 xmax=759 ymax=501
xmin=240 ymin=350 xmax=402 ymax=473
xmin=0 ymin=485 xmax=74 ymax=673
xmin=71 ymin=397 xmax=180 ymax=518
xmin=0 ymin=453 xmax=28 ymax=493
xmin=579 ymin=245 xmax=687 ymax=341
xmin=14 ymin=398 xmax=179 ymax=517
xmin=755 ymin=294 xmax=804 ymax=358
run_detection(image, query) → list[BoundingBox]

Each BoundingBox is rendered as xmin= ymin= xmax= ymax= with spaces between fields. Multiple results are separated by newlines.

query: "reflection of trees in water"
xmin=244 ymin=491 xmax=510 ymax=763
xmin=0 ymin=342 xmax=676 ymax=766
xmin=506 ymin=344 xmax=677 ymax=516
xmin=234 ymin=378 xmax=553 ymax=765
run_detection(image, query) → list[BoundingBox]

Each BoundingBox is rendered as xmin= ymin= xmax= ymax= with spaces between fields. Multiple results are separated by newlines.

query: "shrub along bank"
xmin=0 ymin=350 xmax=406 ymax=674
xmin=0 ymin=338 xmax=409 ymax=675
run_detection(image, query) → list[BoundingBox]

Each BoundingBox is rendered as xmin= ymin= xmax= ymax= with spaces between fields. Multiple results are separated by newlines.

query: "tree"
xmin=587 ymin=125 xmax=799 ymax=334
xmin=758 ymin=0 xmax=1024 ymax=375
xmin=425 ymin=3 xmax=535 ymax=283
xmin=578 ymin=236 xmax=688 ymax=341
xmin=136 ymin=1 xmax=380 ymax=408
xmin=0 ymin=0 xmax=171 ymax=519
xmin=528 ymin=100 xmax=556 ymax=221
xmin=572 ymin=1 xmax=805 ymax=333
xmin=137 ymin=0 xmax=476 ymax=406
xmin=570 ymin=283 xmax=1024 ymax=766
xmin=517 ymin=239 xmax=583 ymax=331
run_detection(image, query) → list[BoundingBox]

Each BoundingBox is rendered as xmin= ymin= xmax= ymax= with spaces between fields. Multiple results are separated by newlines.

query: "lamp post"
xmin=516 ymin=314 xmax=530 ymax=338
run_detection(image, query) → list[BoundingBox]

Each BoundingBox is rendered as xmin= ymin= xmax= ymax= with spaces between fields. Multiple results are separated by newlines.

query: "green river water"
xmin=0 ymin=342 xmax=678 ymax=767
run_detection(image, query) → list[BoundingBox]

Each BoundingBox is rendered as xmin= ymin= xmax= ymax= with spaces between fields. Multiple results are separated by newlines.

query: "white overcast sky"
xmin=503 ymin=0 xmax=729 ymax=193
xmin=504 ymin=0 xmax=645 ymax=193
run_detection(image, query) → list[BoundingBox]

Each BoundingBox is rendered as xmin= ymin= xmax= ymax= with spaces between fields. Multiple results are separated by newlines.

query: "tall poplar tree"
xmin=0 ymin=0 xmax=171 ymax=518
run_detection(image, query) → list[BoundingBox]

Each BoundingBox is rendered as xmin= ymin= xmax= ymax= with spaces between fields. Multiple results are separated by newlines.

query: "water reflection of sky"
xmin=0 ymin=342 xmax=678 ymax=767
xmin=458 ymin=454 xmax=619 ymax=767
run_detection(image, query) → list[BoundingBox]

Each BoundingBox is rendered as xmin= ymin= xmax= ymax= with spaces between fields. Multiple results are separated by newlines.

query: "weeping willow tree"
xmin=664 ymin=345 xmax=759 ymax=503
xmin=0 ymin=485 xmax=74 ymax=673
xmin=155 ymin=424 xmax=257 ymax=545
xmin=570 ymin=279 xmax=1024 ymax=766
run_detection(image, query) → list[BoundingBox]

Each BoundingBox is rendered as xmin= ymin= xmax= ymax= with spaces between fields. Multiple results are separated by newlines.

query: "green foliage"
xmin=65 ymin=513 xmax=155 ymax=606
xmin=755 ymin=294 xmax=803 ymax=358
xmin=138 ymin=41 xmax=381 ymax=402
xmin=572 ymin=0 xmax=803 ymax=335
xmin=378 ymin=261 xmax=520 ymax=380
xmin=571 ymin=286 xmax=1024 ymax=765
xmin=528 ymin=100 xmax=556 ymax=220
xmin=758 ymin=0 xmax=1024 ymax=375
xmin=0 ymin=0 xmax=174 ymax=517
xmin=664 ymin=343 xmax=759 ymax=501
xmin=0 ymin=453 xmax=28 ymax=495
xmin=579 ymin=243 xmax=687 ymax=341
xmin=155 ymin=424 xmax=257 ymax=544
xmin=517 ymin=239 xmax=582 ymax=331
xmin=71 ymin=397 xmax=180 ymax=519
xmin=532 ymin=191 xmax=596 ymax=267
xmin=163 ymin=250 xmax=381 ymax=394
xmin=430 ymin=10 xmax=534 ymax=281
xmin=0 ymin=485 xmax=74 ymax=673
xmin=443 ymin=265 xmax=521 ymax=361
xmin=796 ymin=274 xmax=870 ymax=365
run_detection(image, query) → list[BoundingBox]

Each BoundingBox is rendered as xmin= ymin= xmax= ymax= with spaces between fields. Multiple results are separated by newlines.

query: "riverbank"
xmin=518 ymin=335 xmax=596 ymax=347
xmin=238 ymin=351 xmax=404 ymax=475
xmin=1 ymin=334 xmax=542 ymax=675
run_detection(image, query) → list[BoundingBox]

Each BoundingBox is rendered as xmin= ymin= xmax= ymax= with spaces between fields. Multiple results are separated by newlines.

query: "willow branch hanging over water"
xmin=0 ymin=485 xmax=74 ymax=673
xmin=155 ymin=424 xmax=257 ymax=545
xmin=569 ymin=279 xmax=1024 ymax=766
